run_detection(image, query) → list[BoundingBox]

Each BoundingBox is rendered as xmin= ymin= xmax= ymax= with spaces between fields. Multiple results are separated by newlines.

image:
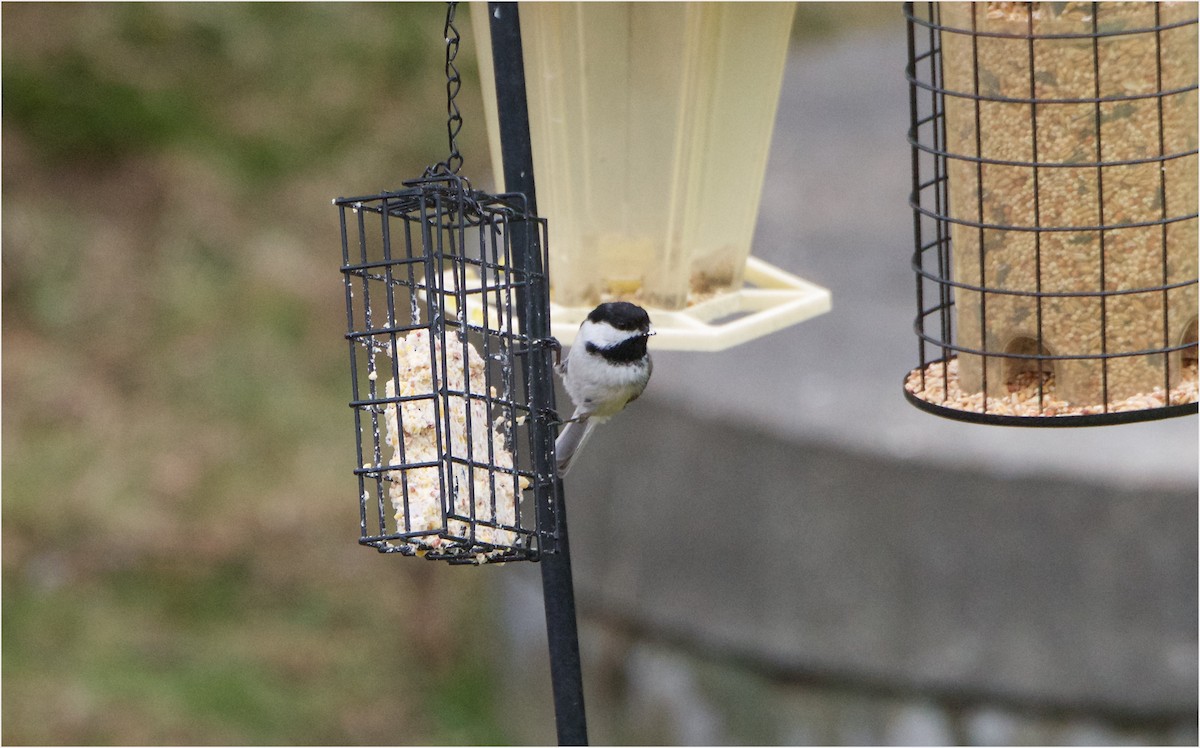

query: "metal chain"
xmin=440 ymin=1 xmax=464 ymax=175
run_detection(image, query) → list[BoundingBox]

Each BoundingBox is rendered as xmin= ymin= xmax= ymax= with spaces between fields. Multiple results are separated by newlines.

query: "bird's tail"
xmin=554 ymin=415 xmax=596 ymax=477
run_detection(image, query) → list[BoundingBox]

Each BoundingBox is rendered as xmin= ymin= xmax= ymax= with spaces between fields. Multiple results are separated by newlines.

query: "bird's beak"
xmin=644 ymin=328 xmax=656 ymax=338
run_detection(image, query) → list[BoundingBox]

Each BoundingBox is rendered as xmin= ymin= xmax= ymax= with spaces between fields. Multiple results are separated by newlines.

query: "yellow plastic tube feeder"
xmin=473 ymin=2 xmax=831 ymax=350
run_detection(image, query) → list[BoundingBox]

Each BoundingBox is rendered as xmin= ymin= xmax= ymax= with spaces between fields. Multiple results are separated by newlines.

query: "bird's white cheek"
xmin=575 ymin=320 xmax=635 ymax=349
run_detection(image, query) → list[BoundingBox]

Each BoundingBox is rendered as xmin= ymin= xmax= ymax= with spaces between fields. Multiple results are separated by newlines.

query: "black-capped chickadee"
xmin=554 ymin=301 xmax=654 ymax=476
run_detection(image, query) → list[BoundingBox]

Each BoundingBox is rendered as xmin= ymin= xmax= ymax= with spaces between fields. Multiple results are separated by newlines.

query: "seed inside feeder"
xmin=939 ymin=1 xmax=1198 ymax=408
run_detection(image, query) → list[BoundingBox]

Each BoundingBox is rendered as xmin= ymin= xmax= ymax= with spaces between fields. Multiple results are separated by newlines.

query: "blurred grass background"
xmin=2 ymin=3 xmax=892 ymax=744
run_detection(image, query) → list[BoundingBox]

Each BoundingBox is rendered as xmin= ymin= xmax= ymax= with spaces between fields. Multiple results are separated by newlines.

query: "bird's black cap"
xmin=587 ymin=301 xmax=651 ymax=332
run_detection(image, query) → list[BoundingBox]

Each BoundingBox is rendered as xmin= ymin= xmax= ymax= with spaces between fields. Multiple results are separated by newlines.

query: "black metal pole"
xmin=488 ymin=3 xmax=588 ymax=745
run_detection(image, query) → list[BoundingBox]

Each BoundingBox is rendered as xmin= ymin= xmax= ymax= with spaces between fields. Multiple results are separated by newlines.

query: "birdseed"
xmin=905 ymin=356 xmax=1198 ymax=417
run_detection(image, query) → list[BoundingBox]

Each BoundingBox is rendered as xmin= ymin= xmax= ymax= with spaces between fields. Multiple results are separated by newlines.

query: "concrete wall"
xmin=496 ymin=400 xmax=1195 ymax=744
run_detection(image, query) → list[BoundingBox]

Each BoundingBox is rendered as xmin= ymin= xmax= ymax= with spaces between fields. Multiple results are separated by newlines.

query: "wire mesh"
xmin=904 ymin=1 xmax=1199 ymax=426
xmin=335 ymin=171 xmax=556 ymax=562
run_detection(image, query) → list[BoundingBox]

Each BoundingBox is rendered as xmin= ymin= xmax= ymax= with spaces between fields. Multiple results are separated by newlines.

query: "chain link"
xmin=440 ymin=1 xmax=464 ymax=175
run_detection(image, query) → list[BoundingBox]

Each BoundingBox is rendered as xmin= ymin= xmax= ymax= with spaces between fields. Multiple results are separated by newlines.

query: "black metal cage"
xmin=905 ymin=1 xmax=1198 ymax=426
xmin=336 ymin=172 xmax=557 ymax=562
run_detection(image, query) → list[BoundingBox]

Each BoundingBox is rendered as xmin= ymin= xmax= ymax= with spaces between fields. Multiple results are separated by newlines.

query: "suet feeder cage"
xmin=905 ymin=1 xmax=1199 ymax=425
xmin=472 ymin=2 xmax=832 ymax=351
xmin=333 ymin=6 xmax=587 ymax=740
xmin=334 ymin=5 xmax=557 ymax=563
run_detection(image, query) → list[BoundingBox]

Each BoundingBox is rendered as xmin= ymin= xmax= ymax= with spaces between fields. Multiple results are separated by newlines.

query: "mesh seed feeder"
xmin=472 ymin=2 xmax=832 ymax=351
xmin=905 ymin=1 xmax=1199 ymax=425
xmin=334 ymin=5 xmax=558 ymax=564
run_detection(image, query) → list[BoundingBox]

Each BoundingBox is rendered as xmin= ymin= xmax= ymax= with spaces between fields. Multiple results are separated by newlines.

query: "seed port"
xmin=1180 ymin=316 xmax=1198 ymax=369
xmin=1002 ymin=336 xmax=1054 ymax=394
